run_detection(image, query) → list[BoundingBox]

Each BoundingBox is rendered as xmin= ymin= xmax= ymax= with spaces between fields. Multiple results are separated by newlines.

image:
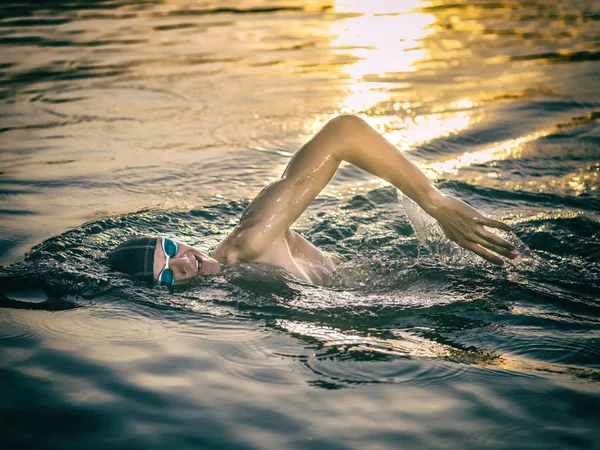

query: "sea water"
xmin=1 ymin=1 xmax=599 ymax=449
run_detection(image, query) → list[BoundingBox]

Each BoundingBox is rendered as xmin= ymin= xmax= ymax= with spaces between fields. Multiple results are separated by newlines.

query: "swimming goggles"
xmin=158 ymin=237 xmax=178 ymax=286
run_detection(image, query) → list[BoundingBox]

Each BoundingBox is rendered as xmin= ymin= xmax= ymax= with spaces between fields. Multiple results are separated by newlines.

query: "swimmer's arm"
xmin=227 ymin=114 xmax=516 ymax=265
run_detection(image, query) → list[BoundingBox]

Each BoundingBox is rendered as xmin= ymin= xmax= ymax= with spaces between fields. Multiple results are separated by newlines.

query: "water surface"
xmin=1 ymin=1 xmax=599 ymax=449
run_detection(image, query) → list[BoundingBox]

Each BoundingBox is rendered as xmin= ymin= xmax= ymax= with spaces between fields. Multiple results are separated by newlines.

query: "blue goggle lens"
xmin=158 ymin=237 xmax=178 ymax=286
xmin=159 ymin=268 xmax=175 ymax=286
xmin=163 ymin=237 xmax=178 ymax=257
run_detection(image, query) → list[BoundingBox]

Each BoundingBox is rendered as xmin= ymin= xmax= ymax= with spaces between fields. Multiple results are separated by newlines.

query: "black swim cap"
xmin=107 ymin=236 xmax=157 ymax=281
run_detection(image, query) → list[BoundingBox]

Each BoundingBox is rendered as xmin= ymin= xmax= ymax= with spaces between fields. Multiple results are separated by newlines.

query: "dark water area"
xmin=1 ymin=1 xmax=600 ymax=449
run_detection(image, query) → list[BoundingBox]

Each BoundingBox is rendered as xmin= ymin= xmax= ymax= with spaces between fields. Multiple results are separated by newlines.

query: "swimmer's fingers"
xmin=469 ymin=232 xmax=517 ymax=260
xmin=475 ymin=216 xmax=512 ymax=232
xmin=462 ymin=241 xmax=505 ymax=266
xmin=475 ymin=228 xmax=517 ymax=253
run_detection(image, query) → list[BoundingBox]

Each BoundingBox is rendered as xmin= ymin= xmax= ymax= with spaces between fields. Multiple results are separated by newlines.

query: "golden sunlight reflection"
xmin=369 ymin=99 xmax=478 ymax=149
xmin=310 ymin=99 xmax=478 ymax=151
xmin=340 ymin=83 xmax=394 ymax=114
xmin=423 ymin=129 xmax=552 ymax=179
xmin=510 ymin=210 xmax=582 ymax=226
xmin=308 ymin=1 xmax=480 ymax=153
xmin=331 ymin=0 xmax=434 ymax=81
xmin=327 ymin=0 xmax=435 ymax=115
xmin=501 ymin=163 xmax=599 ymax=195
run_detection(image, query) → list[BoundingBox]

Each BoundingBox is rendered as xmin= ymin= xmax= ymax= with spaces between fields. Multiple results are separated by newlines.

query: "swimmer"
xmin=108 ymin=114 xmax=517 ymax=286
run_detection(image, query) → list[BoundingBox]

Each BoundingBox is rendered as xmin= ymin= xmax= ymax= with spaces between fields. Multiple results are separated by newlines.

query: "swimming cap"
xmin=107 ymin=236 xmax=157 ymax=281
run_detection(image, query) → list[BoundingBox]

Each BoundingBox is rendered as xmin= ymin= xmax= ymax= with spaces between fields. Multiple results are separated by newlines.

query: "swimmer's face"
xmin=153 ymin=237 xmax=221 ymax=284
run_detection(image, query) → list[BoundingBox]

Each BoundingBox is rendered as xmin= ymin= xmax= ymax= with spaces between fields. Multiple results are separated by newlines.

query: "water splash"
xmin=397 ymin=188 xmax=540 ymax=269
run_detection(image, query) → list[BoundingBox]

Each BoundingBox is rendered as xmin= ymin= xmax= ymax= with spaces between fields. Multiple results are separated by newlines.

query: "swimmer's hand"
xmin=427 ymin=194 xmax=517 ymax=266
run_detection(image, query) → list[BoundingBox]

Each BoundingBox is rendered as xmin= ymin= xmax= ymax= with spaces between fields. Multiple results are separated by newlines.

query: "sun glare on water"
xmin=331 ymin=0 xmax=434 ymax=82
xmin=309 ymin=0 xmax=477 ymax=152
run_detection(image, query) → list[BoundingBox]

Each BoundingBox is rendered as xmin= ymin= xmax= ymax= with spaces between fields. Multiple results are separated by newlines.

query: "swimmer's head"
xmin=107 ymin=235 xmax=221 ymax=284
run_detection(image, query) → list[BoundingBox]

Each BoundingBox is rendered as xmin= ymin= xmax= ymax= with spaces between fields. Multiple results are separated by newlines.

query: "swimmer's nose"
xmin=170 ymin=254 xmax=197 ymax=276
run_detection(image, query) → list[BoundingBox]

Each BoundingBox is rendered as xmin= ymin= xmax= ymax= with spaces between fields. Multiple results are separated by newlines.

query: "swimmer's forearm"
xmin=282 ymin=114 xmax=443 ymax=214
xmin=328 ymin=115 xmax=444 ymax=214
xmin=323 ymin=116 xmax=515 ymax=265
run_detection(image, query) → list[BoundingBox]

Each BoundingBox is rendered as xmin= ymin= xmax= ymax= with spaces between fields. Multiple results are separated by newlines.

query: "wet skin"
xmin=153 ymin=115 xmax=517 ymax=286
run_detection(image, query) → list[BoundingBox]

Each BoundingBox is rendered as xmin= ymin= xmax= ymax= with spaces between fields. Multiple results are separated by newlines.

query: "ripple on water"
xmin=302 ymin=353 xmax=466 ymax=389
xmin=453 ymin=379 xmax=599 ymax=450
xmin=0 ymin=309 xmax=38 ymax=345
xmin=269 ymin=318 xmax=477 ymax=388
xmin=494 ymin=329 xmax=600 ymax=368
xmin=26 ymin=84 xmax=201 ymax=132
xmin=0 ymin=288 xmax=66 ymax=345
xmin=214 ymin=327 xmax=306 ymax=386
xmin=10 ymin=300 xmax=174 ymax=345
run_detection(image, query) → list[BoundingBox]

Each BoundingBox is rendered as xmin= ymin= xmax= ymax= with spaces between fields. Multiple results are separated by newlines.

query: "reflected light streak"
xmin=307 ymin=1 xmax=480 ymax=155
xmin=276 ymin=319 xmax=449 ymax=357
xmin=331 ymin=13 xmax=433 ymax=80
xmin=502 ymin=163 xmax=599 ymax=195
xmin=330 ymin=0 xmax=435 ymax=113
xmin=310 ymin=99 xmax=479 ymax=151
xmin=340 ymin=83 xmax=394 ymax=114
xmin=275 ymin=319 xmax=597 ymax=380
xmin=423 ymin=129 xmax=552 ymax=179
xmin=376 ymin=101 xmax=478 ymax=148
